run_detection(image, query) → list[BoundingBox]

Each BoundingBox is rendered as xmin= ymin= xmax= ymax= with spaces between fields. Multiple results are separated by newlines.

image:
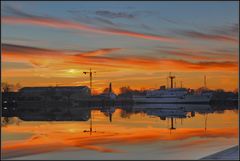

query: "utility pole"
xmin=180 ymin=81 xmax=183 ymax=88
xmin=83 ymin=68 xmax=96 ymax=95
xmin=204 ymin=75 xmax=207 ymax=88
xmin=169 ymin=117 xmax=176 ymax=134
xmin=166 ymin=77 xmax=169 ymax=88
xmin=204 ymin=114 xmax=208 ymax=132
xmin=109 ymin=82 xmax=112 ymax=93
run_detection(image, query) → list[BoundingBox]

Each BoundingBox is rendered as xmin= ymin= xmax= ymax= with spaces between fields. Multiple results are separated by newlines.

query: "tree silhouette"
xmin=1 ymin=82 xmax=14 ymax=92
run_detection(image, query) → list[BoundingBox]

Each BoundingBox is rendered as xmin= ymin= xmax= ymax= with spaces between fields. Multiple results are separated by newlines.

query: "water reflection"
xmin=2 ymin=104 xmax=237 ymax=128
xmin=1 ymin=104 xmax=238 ymax=160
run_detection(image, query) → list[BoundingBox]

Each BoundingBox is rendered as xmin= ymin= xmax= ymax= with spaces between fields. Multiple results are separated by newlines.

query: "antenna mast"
xmin=204 ymin=75 xmax=207 ymax=88
xmin=169 ymin=72 xmax=176 ymax=89
xmin=166 ymin=77 xmax=169 ymax=88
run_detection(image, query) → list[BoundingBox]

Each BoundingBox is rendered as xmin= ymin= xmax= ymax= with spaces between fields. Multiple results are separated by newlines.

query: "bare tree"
xmin=119 ymin=86 xmax=132 ymax=94
xmin=102 ymin=87 xmax=110 ymax=94
xmin=233 ymin=88 xmax=238 ymax=94
xmin=14 ymin=83 xmax=22 ymax=91
xmin=1 ymin=82 xmax=14 ymax=93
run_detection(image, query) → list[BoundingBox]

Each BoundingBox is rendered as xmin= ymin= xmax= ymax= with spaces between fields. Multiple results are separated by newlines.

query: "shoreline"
xmin=200 ymin=145 xmax=239 ymax=160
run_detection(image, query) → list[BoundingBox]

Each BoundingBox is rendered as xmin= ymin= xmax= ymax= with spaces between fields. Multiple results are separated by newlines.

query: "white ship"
xmin=133 ymin=73 xmax=212 ymax=104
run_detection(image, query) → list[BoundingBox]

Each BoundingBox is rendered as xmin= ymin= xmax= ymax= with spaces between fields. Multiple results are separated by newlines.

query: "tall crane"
xmin=83 ymin=68 xmax=96 ymax=95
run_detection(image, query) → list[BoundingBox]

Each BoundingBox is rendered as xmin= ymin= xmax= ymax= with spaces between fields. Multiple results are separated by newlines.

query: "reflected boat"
xmin=145 ymin=108 xmax=187 ymax=119
xmin=132 ymin=103 xmax=213 ymax=110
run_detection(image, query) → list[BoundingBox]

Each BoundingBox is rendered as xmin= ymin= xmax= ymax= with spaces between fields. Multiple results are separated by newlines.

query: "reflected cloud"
xmin=2 ymin=107 xmax=238 ymax=159
xmin=2 ymin=126 xmax=238 ymax=159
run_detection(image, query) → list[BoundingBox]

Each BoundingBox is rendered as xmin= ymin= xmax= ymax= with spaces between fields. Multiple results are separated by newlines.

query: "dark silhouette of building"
xmin=19 ymin=86 xmax=90 ymax=101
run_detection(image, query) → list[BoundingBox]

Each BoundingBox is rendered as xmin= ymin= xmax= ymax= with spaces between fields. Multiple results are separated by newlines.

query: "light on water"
xmin=1 ymin=105 xmax=238 ymax=160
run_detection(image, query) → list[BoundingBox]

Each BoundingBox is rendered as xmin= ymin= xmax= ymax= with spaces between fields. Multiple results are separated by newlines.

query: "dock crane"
xmin=83 ymin=68 xmax=96 ymax=95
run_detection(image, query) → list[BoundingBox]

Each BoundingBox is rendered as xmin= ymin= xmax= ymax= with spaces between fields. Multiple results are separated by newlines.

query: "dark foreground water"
xmin=1 ymin=104 xmax=238 ymax=160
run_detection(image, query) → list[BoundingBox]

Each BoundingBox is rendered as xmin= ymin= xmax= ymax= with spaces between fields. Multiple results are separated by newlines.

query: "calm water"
xmin=1 ymin=104 xmax=239 ymax=160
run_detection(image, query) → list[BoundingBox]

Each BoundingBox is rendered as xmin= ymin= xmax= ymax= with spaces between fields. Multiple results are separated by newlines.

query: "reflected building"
xmin=18 ymin=108 xmax=91 ymax=121
xmin=100 ymin=106 xmax=116 ymax=122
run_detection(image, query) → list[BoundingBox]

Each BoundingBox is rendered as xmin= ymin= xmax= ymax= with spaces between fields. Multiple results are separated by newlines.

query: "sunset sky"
xmin=1 ymin=1 xmax=239 ymax=93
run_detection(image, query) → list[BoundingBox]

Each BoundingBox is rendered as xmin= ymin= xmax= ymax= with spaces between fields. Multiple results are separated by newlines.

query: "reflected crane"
xmin=83 ymin=110 xmax=96 ymax=135
xmin=83 ymin=68 xmax=96 ymax=135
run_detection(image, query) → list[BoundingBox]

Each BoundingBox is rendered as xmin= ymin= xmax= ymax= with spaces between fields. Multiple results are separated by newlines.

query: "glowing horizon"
xmin=1 ymin=1 xmax=239 ymax=94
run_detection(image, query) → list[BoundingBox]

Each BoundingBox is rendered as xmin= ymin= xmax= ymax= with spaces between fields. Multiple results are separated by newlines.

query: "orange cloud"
xmin=2 ymin=44 xmax=238 ymax=72
xmin=79 ymin=48 xmax=122 ymax=57
xmin=2 ymin=43 xmax=238 ymax=92
xmin=2 ymin=16 xmax=180 ymax=43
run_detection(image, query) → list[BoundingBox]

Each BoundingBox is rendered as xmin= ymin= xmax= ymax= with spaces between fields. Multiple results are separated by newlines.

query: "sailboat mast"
xmin=204 ymin=75 xmax=207 ymax=88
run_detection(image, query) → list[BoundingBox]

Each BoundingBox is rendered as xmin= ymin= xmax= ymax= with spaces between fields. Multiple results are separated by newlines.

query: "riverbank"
xmin=200 ymin=145 xmax=239 ymax=160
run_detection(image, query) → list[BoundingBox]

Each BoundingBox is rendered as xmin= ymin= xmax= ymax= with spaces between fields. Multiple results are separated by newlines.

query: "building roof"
xmin=20 ymin=86 xmax=88 ymax=90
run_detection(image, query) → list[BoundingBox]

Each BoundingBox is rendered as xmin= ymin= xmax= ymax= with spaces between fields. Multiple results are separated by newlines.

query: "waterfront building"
xmin=19 ymin=86 xmax=90 ymax=101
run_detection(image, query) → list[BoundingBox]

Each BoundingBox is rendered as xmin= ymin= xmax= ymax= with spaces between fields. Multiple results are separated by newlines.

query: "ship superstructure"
xmin=133 ymin=73 xmax=212 ymax=104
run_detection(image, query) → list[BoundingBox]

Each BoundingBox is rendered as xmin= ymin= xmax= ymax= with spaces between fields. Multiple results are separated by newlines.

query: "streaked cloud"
xmin=78 ymin=48 xmax=122 ymax=57
xmin=69 ymin=11 xmax=117 ymax=27
xmin=2 ymin=62 xmax=34 ymax=70
xmin=2 ymin=16 xmax=179 ymax=43
xmin=159 ymin=48 xmax=237 ymax=61
xmin=95 ymin=10 xmax=135 ymax=19
xmin=175 ymin=30 xmax=237 ymax=43
xmin=2 ymin=43 xmax=120 ymax=68
xmin=2 ymin=43 xmax=238 ymax=72
xmin=211 ymin=23 xmax=239 ymax=37
xmin=2 ymin=4 xmax=34 ymax=18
